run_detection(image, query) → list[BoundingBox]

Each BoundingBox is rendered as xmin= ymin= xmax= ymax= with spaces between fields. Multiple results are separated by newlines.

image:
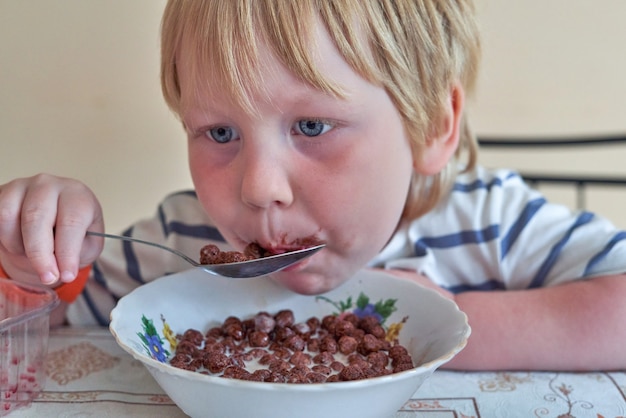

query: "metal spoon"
xmin=86 ymin=231 xmax=324 ymax=278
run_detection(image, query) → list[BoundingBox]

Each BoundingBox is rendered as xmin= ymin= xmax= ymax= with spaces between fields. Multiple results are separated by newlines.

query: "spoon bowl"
xmin=86 ymin=231 xmax=325 ymax=278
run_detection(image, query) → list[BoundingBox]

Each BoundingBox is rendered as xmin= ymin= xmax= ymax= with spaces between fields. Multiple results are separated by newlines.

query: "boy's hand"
xmin=0 ymin=174 xmax=105 ymax=286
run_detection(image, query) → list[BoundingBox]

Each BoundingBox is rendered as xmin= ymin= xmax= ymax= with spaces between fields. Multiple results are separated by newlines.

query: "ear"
xmin=413 ymin=83 xmax=465 ymax=175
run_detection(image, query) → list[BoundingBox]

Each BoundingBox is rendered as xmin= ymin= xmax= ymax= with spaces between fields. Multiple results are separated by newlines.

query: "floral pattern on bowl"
xmin=138 ymin=315 xmax=172 ymax=363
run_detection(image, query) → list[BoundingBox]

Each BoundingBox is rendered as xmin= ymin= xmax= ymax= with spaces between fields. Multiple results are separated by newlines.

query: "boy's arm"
xmin=386 ymin=269 xmax=626 ymax=371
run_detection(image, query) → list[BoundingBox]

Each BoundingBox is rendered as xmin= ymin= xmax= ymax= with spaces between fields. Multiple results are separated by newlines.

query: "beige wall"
xmin=472 ymin=0 xmax=626 ymax=226
xmin=0 ymin=0 xmax=188 ymax=233
xmin=1 ymin=0 xmax=625 ymax=232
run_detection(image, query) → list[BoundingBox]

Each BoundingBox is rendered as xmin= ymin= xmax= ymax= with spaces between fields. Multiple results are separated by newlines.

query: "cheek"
xmin=272 ymin=159 xmax=413 ymax=296
xmin=312 ymin=145 xmax=413 ymax=255
xmin=189 ymin=152 xmax=213 ymax=202
xmin=188 ymin=150 xmax=237 ymax=225
xmin=349 ymin=165 xmax=411 ymax=235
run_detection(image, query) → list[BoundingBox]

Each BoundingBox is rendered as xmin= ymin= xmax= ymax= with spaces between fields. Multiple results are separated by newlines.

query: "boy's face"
xmin=178 ymin=20 xmax=414 ymax=294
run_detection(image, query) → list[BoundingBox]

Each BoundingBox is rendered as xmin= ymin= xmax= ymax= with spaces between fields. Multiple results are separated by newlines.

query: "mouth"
xmin=252 ymin=235 xmax=325 ymax=256
xmin=273 ymin=248 xmax=322 ymax=274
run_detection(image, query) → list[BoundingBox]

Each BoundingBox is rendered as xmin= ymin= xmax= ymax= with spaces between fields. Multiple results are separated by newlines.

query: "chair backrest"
xmin=477 ymin=134 xmax=626 ymax=210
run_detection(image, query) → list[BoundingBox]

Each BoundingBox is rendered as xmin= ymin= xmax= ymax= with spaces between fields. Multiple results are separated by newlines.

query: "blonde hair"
xmin=161 ymin=0 xmax=481 ymax=219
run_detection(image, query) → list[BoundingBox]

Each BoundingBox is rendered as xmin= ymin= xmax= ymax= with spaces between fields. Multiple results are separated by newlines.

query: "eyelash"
xmin=197 ymin=118 xmax=336 ymax=144
xmin=292 ymin=119 xmax=334 ymax=137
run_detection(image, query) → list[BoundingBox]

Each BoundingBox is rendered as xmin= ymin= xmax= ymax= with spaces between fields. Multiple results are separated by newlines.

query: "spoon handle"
xmin=86 ymin=231 xmax=325 ymax=278
xmin=86 ymin=231 xmax=200 ymax=266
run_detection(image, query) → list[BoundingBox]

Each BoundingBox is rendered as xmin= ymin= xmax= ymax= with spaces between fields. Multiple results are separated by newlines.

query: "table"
xmin=9 ymin=327 xmax=626 ymax=417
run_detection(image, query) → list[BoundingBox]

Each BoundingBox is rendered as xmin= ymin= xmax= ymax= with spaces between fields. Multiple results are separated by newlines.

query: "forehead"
xmin=174 ymin=3 xmax=365 ymax=116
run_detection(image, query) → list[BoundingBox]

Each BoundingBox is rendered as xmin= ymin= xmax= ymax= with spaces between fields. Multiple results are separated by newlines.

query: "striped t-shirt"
xmin=67 ymin=165 xmax=626 ymax=325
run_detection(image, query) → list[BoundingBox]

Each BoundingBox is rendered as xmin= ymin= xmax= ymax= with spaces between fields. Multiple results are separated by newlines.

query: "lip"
xmin=273 ymin=242 xmax=325 ymax=273
xmin=264 ymin=245 xmax=308 ymax=255
xmin=276 ymin=255 xmax=312 ymax=273
xmin=251 ymin=237 xmax=326 ymax=256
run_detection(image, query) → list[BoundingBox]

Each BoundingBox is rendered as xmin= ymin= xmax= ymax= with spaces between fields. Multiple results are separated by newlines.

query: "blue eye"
xmin=207 ymin=126 xmax=238 ymax=143
xmin=295 ymin=119 xmax=332 ymax=137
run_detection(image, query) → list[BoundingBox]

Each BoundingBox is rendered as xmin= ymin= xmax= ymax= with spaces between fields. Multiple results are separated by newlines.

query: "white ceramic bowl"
xmin=110 ymin=269 xmax=469 ymax=418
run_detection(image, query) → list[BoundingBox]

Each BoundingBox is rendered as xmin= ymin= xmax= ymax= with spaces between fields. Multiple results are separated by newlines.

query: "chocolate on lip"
xmin=254 ymin=235 xmax=324 ymax=255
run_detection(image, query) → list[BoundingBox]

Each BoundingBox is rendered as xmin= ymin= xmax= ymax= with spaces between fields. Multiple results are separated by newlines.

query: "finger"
xmin=20 ymin=176 xmax=62 ymax=284
xmin=55 ymin=186 xmax=104 ymax=283
xmin=80 ymin=213 xmax=105 ymax=266
xmin=0 ymin=179 xmax=27 ymax=255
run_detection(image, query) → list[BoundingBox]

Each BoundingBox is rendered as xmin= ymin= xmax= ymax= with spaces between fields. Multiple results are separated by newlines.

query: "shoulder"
xmin=158 ymin=190 xmax=211 ymax=226
xmin=418 ymin=166 xmax=542 ymax=231
xmin=451 ymin=165 xmax=531 ymax=198
xmin=159 ymin=189 xmax=204 ymax=216
xmin=157 ymin=189 xmax=223 ymax=242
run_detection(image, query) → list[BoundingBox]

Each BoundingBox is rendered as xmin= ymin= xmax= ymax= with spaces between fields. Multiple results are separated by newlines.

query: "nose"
xmin=239 ymin=141 xmax=294 ymax=209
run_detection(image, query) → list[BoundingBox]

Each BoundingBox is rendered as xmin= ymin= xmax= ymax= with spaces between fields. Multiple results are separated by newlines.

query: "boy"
xmin=1 ymin=0 xmax=625 ymax=371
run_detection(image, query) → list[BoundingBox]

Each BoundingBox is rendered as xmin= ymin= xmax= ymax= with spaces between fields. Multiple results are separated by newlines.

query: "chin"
xmin=270 ymin=270 xmax=349 ymax=295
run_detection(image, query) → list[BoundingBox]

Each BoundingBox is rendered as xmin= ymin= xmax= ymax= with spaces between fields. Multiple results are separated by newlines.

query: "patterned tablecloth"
xmin=7 ymin=327 xmax=626 ymax=417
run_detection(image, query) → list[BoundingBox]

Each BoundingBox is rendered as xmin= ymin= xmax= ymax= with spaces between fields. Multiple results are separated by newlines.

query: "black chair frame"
xmin=477 ymin=134 xmax=626 ymax=209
